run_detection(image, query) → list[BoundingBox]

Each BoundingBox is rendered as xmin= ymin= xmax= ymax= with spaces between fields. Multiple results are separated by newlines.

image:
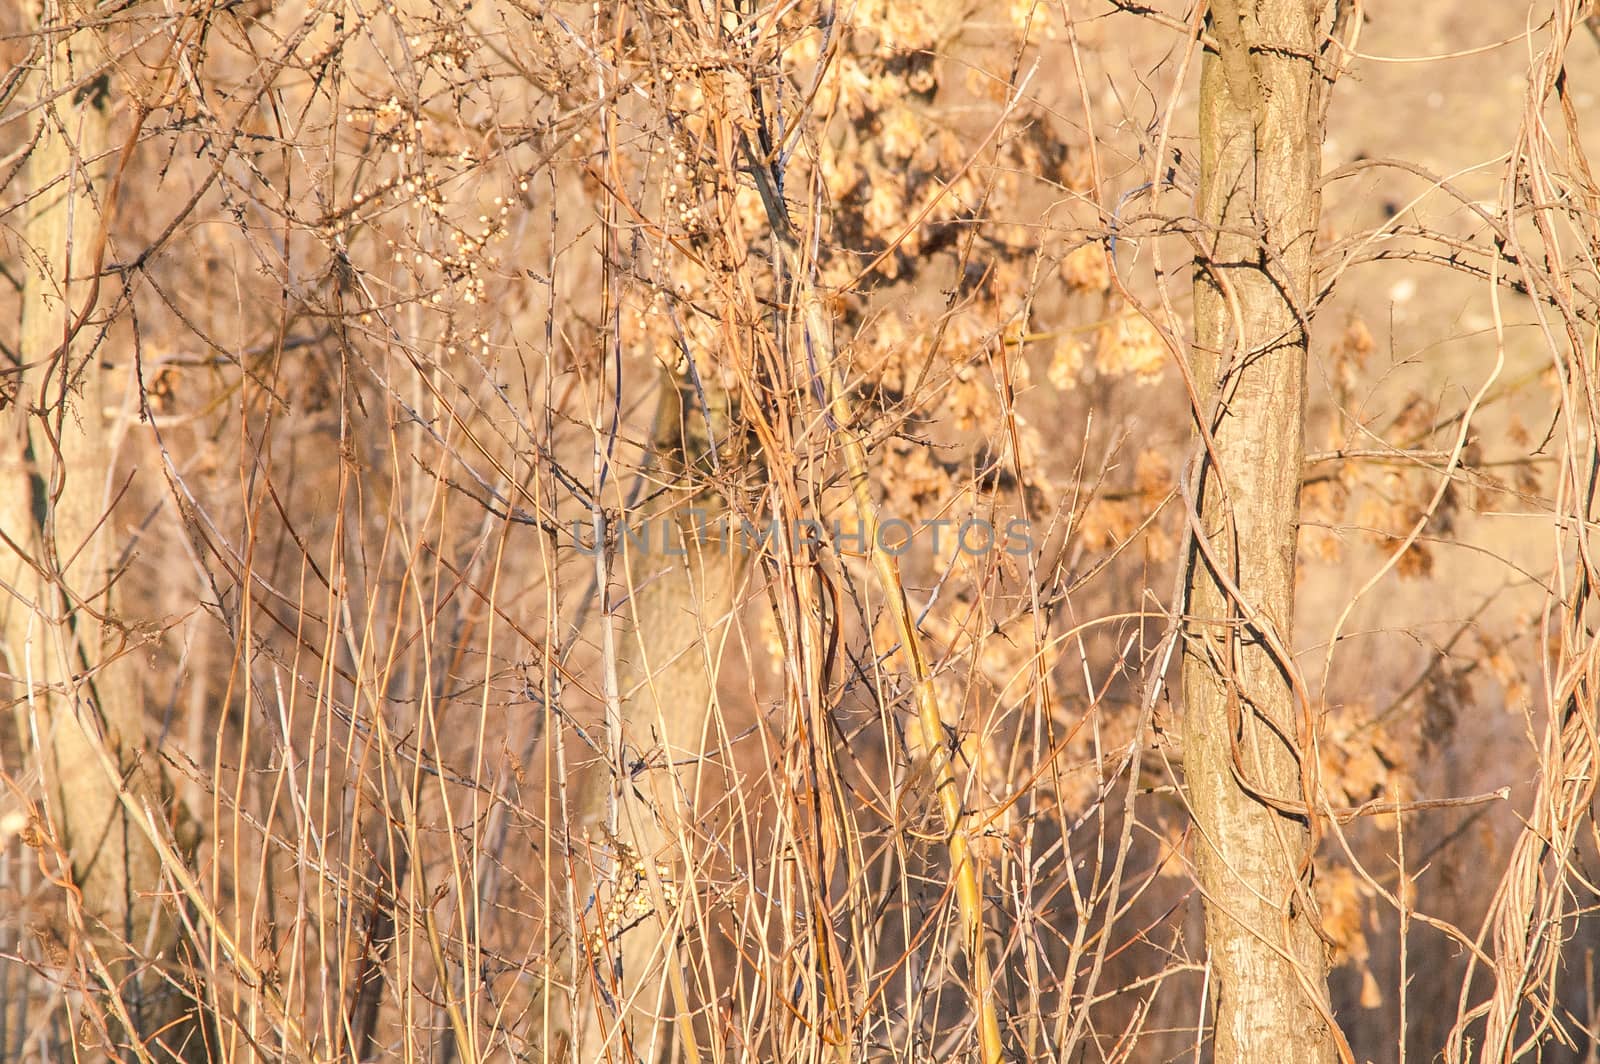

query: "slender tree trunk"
xmin=559 ymin=369 xmax=744 ymax=1061
xmin=1181 ymin=2 xmax=1338 ymax=1061
xmin=4 ymin=4 xmax=204 ymax=1058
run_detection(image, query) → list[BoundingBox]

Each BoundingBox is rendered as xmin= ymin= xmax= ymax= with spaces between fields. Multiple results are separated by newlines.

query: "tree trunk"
xmin=1181 ymin=1 xmax=1338 ymax=1061
xmin=4 ymin=4 xmax=205 ymax=1058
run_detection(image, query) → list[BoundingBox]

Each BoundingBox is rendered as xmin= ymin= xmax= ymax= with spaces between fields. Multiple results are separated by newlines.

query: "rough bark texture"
xmin=4 ymin=4 xmax=205 ymax=1059
xmin=1181 ymin=1 xmax=1338 ymax=1061
xmin=560 ymin=370 xmax=745 ymax=1060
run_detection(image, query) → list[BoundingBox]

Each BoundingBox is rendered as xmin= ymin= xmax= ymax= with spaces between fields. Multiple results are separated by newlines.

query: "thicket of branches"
xmin=3 ymin=0 xmax=1600 ymax=1061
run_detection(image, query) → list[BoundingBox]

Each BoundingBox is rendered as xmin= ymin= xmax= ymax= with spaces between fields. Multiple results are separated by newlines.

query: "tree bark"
xmin=4 ymin=4 xmax=205 ymax=1058
xmin=1181 ymin=1 xmax=1338 ymax=1061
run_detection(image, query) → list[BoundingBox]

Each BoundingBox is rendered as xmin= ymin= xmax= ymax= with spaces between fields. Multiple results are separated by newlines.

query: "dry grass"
xmin=2 ymin=0 xmax=1600 ymax=1061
